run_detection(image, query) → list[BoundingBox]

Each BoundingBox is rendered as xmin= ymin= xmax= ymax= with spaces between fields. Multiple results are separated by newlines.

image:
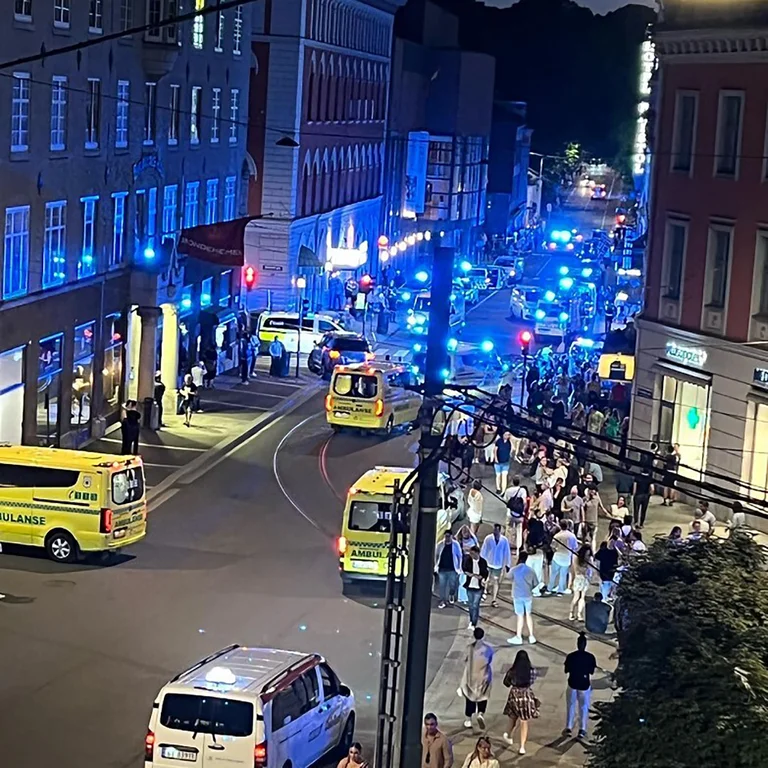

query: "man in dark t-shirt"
xmin=563 ymin=633 xmax=597 ymax=738
xmin=633 ymin=468 xmax=653 ymax=528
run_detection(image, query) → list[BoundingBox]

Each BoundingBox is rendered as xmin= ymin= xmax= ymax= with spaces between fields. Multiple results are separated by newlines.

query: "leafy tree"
xmin=589 ymin=534 xmax=768 ymax=768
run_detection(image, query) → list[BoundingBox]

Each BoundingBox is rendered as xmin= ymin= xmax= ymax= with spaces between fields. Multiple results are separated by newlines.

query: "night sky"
xmin=481 ymin=0 xmax=656 ymax=12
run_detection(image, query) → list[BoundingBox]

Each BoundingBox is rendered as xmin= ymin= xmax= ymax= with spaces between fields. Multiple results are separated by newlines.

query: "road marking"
xmin=318 ymin=435 xmax=345 ymax=503
xmin=273 ymin=414 xmax=325 ymax=532
xmin=149 ymin=487 xmax=179 ymax=510
xmin=100 ymin=437 xmax=206 ymax=452
xmin=207 ymin=400 xmax=268 ymax=411
xmin=143 ymin=462 xmax=185 ymax=469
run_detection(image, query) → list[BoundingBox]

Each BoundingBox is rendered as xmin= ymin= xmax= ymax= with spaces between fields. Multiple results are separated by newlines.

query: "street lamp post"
xmin=296 ymin=276 xmax=306 ymax=378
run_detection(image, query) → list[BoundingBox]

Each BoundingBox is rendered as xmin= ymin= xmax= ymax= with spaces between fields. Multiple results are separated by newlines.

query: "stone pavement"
xmin=86 ymin=357 xmax=322 ymax=494
xmin=424 ymin=457 xmax=766 ymax=768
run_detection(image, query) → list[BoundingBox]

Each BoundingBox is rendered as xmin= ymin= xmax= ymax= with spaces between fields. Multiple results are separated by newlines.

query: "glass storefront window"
xmin=0 ymin=346 xmax=25 ymax=444
xmin=37 ymin=334 xmax=63 ymax=446
xmin=72 ymin=321 xmax=95 ymax=437
xmin=657 ymin=374 xmax=710 ymax=481
xmin=744 ymin=402 xmax=768 ymax=502
xmin=102 ymin=314 xmax=124 ymax=417
xmin=201 ymin=277 xmax=212 ymax=308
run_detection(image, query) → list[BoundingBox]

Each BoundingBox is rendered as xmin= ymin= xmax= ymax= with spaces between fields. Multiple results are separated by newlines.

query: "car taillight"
xmin=329 ymin=350 xmax=341 ymax=359
xmin=325 ymin=394 xmax=333 ymax=412
xmin=338 ymin=536 xmax=347 ymax=555
xmin=100 ymin=508 xmax=113 ymax=534
xmin=374 ymin=399 xmax=384 ymax=417
xmin=145 ymin=730 xmax=155 ymax=760
xmin=254 ymin=741 xmax=267 ymax=767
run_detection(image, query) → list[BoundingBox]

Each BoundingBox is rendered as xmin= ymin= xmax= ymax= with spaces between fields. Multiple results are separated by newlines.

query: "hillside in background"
xmin=398 ymin=0 xmax=656 ymax=163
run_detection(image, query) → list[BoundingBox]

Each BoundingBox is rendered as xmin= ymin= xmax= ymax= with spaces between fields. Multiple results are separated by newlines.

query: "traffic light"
xmin=519 ymin=329 xmax=532 ymax=355
xmin=359 ymin=274 xmax=375 ymax=294
xmin=616 ymin=213 xmax=627 ymax=225
xmin=243 ymin=265 xmax=256 ymax=291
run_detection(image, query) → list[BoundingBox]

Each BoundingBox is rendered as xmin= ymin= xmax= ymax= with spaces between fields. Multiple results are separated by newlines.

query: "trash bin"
xmin=376 ymin=310 xmax=391 ymax=335
xmin=142 ymin=397 xmax=159 ymax=430
xmin=280 ymin=351 xmax=292 ymax=377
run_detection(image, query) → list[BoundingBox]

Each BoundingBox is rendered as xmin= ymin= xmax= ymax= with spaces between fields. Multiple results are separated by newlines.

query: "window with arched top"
xmin=366 ymin=145 xmax=374 ymax=196
xmin=327 ymin=56 xmax=337 ymax=123
xmin=330 ymin=149 xmax=339 ymax=208
xmin=301 ymin=159 xmax=312 ymax=217
xmin=352 ymin=60 xmax=360 ymax=121
xmin=322 ymin=151 xmax=330 ymax=210
xmin=312 ymin=152 xmax=322 ymax=215
xmin=346 ymin=147 xmax=354 ymax=203
xmin=352 ymin=145 xmax=361 ymax=200
xmin=319 ymin=54 xmax=327 ymax=122
xmin=307 ymin=54 xmax=317 ymax=122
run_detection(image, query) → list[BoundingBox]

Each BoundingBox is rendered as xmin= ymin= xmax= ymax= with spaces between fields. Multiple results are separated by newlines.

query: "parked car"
xmin=308 ymin=332 xmax=373 ymax=377
xmin=508 ymin=287 xmax=527 ymax=319
xmin=485 ymin=266 xmax=505 ymax=290
xmin=454 ymin=279 xmax=479 ymax=306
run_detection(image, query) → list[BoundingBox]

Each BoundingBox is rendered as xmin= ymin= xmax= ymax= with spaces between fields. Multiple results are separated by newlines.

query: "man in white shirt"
xmin=689 ymin=500 xmax=716 ymax=536
xmin=549 ymin=521 xmax=578 ymax=595
xmin=480 ymin=524 xmax=512 ymax=607
xmin=508 ymin=551 xmax=539 ymax=645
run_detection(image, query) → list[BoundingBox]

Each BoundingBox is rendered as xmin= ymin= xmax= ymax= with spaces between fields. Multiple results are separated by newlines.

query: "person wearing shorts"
xmin=508 ymin=552 xmax=538 ymax=645
xmin=494 ymin=430 xmax=514 ymax=494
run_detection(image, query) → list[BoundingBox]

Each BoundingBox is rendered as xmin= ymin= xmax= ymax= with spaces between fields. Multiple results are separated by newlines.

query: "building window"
xmin=79 ymin=197 xmax=97 ymax=279
xmin=50 ymin=76 xmax=68 ymax=151
xmin=43 ymin=201 xmax=67 ymax=289
xmin=102 ymin=313 xmax=124 ymax=416
xmin=162 ymin=184 xmax=178 ymax=237
xmin=144 ymin=82 xmax=157 ymax=145
xmin=190 ymin=86 xmax=202 ymax=144
xmin=201 ymin=276 xmax=213 ymax=307
xmin=85 ymin=78 xmax=101 ymax=149
xmin=37 ymin=334 xmax=63 ymax=447
xmin=146 ymin=0 xmax=178 ymax=43
xmin=168 ymin=84 xmax=180 ymax=145
xmin=229 ymin=88 xmax=240 ymax=144
xmin=184 ymin=182 xmax=200 ymax=228
xmin=214 ymin=1 xmax=224 ymax=51
xmin=192 ymin=0 xmax=205 ymax=49
xmin=671 ymin=91 xmax=697 ymax=174
xmin=71 ymin=321 xmax=95 ymax=437
xmin=111 ymin=192 xmax=127 ymax=266
xmin=15 ymin=0 xmax=32 ymax=20
xmin=224 ymin=175 xmax=237 ymax=221
xmin=120 ymin=0 xmax=132 ymax=30
xmin=705 ymin=225 xmax=732 ymax=308
xmin=233 ymin=6 xmax=243 ymax=54
xmin=88 ymin=0 xmax=103 ymax=32
xmin=714 ymin=91 xmax=744 ymax=178
xmin=54 ymin=0 xmax=70 ymax=27
xmin=115 ymin=80 xmax=129 ymax=148
xmin=755 ymin=232 xmax=768 ymax=316
xmin=205 ymin=178 xmax=219 ymax=224
xmin=3 ymin=206 xmax=30 ymax=299
xmin=0 ymin=346 xmax=25 ymax=445
xmin=662 ymin=220 xmax=687 ymax=300
xmin=219 ymin=269 xmax=232 ymax=305
xmin=11 ymin=73 xmax=30 ymax=153
xmin=137 ymin=187 xmax=158 ymax=253
xmin=211 ymin=87 xmax=221 ymax=143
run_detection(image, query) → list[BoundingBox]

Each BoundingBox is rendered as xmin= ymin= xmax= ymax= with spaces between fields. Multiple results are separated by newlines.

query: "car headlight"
xmin=415 ymin=315 xmax=426 ymax=325
xmin=407 ymin=315 xmax=416 ymax=326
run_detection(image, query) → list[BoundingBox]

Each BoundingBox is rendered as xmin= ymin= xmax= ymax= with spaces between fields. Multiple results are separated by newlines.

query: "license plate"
xmin=160 ymin=746 xmax=198 ymax=762
xmin=334 ymin=412 xmax=350 ymax=418
xmin=351 ymin=560 xmax=378 ymax=571
xmin=113 ymin=528 xmax=127 ymax=540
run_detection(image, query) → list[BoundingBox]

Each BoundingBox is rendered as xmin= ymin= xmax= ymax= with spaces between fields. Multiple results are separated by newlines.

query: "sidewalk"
xmin=424 ymin=458 xmax=754 ymax=767
xmin=86 ymin=358 xmax=321 ymax=495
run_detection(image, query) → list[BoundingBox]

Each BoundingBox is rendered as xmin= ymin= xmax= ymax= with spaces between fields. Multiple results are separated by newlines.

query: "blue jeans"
xmin=548 ymin=559 xmax=569 ymax=593
xmin=467 ymin=588 xmax=482 ymax=626
xmin=437 ymin=571 xmax=458 ymax=603
xmin=600 ymin=579 xmax=614 ymax=600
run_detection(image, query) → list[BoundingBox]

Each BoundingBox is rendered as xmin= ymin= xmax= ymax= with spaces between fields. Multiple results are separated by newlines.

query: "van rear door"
xmin=153 ymin=692 xmax=255 ymax=767
xmin=109 ymin=463 xmax=146 ymax=541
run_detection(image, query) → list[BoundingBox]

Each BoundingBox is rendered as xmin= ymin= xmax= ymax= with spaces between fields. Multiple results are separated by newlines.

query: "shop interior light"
xmin=397 ymin=241 xmax=407 ymax=252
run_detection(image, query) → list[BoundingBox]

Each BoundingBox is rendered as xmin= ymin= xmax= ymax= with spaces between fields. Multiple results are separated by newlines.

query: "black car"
xmin=307 ymin=332 xmax=372 ymax=377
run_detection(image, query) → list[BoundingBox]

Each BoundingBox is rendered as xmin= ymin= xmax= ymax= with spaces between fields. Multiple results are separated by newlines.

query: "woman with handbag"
xmin=502 ymin=650 xmax=540 ymax=755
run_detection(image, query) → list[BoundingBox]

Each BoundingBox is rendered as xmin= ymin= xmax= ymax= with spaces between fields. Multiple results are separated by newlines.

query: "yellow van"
xmin=337 ymin=466 xmax=462 ymax=588
xmin=0 ymin=446 xmax=147 ymax=563
xmin=325 ymin=362 xmax=422 ymax=434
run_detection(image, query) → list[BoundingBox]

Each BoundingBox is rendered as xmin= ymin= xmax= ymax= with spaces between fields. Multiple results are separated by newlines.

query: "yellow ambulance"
xmin=337 ymin=466 xmax=461 ymax=588
xmin=325 ymin=362 xmax=422 ymax=434
xmin=0 ymin=446 xmax=147 ymax=562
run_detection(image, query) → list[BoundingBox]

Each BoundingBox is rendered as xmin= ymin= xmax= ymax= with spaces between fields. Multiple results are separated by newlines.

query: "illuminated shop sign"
xmin=633 ymin=40 xmax=656 ymax=177
xmin=666 ymin=341 xmax=707 ymax=368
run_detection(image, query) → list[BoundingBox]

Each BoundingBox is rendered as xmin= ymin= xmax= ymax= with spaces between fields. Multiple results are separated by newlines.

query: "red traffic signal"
xmin=243 ymin=265 xmax=256 ymax=290
xmin=616 ymin=213 xmax=626 ymax=224
xmin=519 ymin=330 xmax=532 ymax=353
xmin=359 ymin=274 xmax=375 ymax=295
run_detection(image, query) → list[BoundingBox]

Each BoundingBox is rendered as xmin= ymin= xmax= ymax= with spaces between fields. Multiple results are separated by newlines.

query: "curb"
xmin=146 ymin=376 xmax=326 ymax=505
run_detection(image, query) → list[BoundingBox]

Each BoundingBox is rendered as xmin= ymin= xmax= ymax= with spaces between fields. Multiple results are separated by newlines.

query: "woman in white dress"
xmin=467 ymin=479 xmax=484 ymax=536
xmin=569 ymin=544 xmax=594 ymax=622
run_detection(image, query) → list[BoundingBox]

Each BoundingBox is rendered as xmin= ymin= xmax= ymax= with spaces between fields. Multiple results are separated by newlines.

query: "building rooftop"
xmin=660 ymin=0 xmax=768 ymax=31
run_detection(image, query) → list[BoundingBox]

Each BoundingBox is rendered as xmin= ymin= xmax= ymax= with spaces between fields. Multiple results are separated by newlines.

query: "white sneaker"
xmin=507 ymin=635 xmax=523 ymax=645
xmin=502 ymin=733 xmax=514 ymax=746
xmin=518 ymin=746 xmax=526 ymax=755
xmin=438 ymin=602 xmax=446 ymax=609
xmin=477 ymin=713 xmax=486 ymax=730
xmin=463 ymin=719 xmax=472 ymax=729
xmin=528 ymin=635 xmax=537 ymax=644
xmin=564 ymin=589 xmax=573 ymax=595
xmin=468 ymin=622 xmax=475 ymax=631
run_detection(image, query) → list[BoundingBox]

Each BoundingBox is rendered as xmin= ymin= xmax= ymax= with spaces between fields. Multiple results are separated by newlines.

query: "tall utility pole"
xmin=396 ymin=245 xmax=454 ymax=768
